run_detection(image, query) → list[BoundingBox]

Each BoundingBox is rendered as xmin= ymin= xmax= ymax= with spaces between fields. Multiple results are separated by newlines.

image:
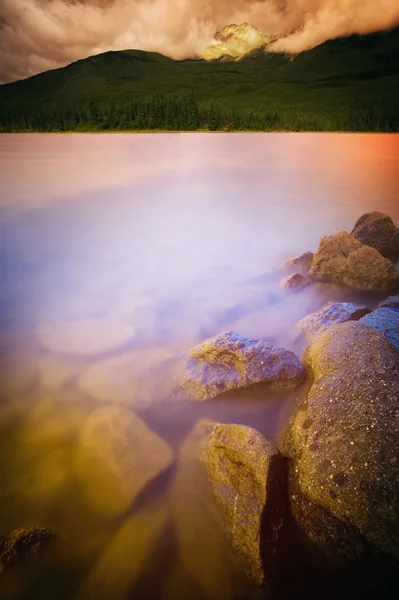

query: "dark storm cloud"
xmin=1 ymin=1 xmax=398 ymax=83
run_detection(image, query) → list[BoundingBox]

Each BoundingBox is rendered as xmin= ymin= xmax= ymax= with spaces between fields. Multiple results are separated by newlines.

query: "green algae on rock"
xmin=174 ymin=331 xmax=306 ymax=401
xmin=282 ymin=321 xmax=399 ymax=564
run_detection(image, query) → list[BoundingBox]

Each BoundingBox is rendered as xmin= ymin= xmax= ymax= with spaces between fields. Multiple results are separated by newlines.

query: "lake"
xmin=0 ymin=133 xmax=398 ymax=599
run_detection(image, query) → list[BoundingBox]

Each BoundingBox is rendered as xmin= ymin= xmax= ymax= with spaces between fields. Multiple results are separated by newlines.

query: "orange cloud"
xmin=0 ymin=1 xmax=398 ymax=83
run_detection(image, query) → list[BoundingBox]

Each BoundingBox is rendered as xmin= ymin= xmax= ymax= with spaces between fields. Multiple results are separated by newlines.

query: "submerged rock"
xmin=175 ymin=331 xmax=305 ymax=401
xmin=36 ymin=318 xmax=136 ymax=356
xmin=297 ymin=302 xmax=370 ymax=340
xmin=309 ymin=231 xmax=399 ymax=292
xmin=283 ymin=321 xmax=399 ymax=564
xmin=76 ymin=406 xmax=174 ymax=515
xmin=0 ymin=528 xmax=58 ymax=573
xmin=77 ymin=348 xmax=175 ymax=410
xmin=351 ymin=211 xmax=399 ymax=261
xmin=279 ymin=251 xmax=314 ymax=276
xmin=280 ymin=273 xmax=310 ymax=292
xmin=359 ymin=307 xmax=399 ymax=350
xmin=201 ymin=424 xmax=287 ymax=587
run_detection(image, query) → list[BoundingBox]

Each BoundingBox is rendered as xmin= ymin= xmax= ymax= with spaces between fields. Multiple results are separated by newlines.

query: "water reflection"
xmin=0 ymin=133 xmax=398 ymax=599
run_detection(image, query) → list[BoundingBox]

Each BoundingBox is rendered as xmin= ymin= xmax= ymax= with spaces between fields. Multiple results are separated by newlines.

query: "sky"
xmin=1 ymin=0 xmax=399 ymax=83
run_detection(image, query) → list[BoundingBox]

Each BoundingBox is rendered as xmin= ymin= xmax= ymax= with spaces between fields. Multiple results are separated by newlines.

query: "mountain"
xmin=0 ymin=25 xmax=398 ymax=131
xmin=202 ymin=22 xmax=276 ymax=61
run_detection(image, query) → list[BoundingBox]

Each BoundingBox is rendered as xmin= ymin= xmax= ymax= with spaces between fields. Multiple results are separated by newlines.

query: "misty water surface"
xmin=0 ymin=133 xmax=398 ymax=599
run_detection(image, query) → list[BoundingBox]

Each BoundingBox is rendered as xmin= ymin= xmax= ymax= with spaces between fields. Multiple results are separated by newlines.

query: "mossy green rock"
xmin=201 ymin=424 xmax=287 ymax=587
xmin=283 ymin=321 xmax=399 ymax=563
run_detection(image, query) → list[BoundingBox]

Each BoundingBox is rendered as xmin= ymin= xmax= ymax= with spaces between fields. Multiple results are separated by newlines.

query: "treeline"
xmin=0 ymin=93 xmax=398 ymax=132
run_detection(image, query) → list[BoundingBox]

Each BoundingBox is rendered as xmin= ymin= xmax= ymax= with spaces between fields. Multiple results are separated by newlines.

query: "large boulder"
xmin=201 ymin=424 xmax=287 ymax=587
xmin=0 ymin=528 xmax=59 ymax=574
xmin=297 ymin=302 xmax=370 ymax=341
xmin=174 ymin=331 xmax=305 ymax=401
xmin=76 ymin=406 xmax=174 ymax=515
xmin=351 ymin=212 xmax=399 ymax=261
xmin=283 ymin=322 xmax=399 ymax=565
xmin=279 ymin=252 xmax=314 ymax=276
xmin=308 ymin=231 xmax=399 ymax=292
xmin=359 ymin=307 xmax=399 ymax=350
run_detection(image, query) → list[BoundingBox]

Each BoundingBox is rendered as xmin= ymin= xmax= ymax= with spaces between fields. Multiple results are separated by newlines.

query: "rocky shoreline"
xmin=1 ymin=211 xmax=399 ymax=599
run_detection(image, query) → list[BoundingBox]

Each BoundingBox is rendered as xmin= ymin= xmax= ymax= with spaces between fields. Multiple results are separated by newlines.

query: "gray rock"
xmin=297 ymin=302 xmax=371 ymax=340
xmin=279 ymin=251 xmax=314 ymax=276
xmin=76 ymin=406 xmax=174 ymax=516
xmin=309 ymin=231 xmax=399 ymax=292
xmin=378 ymin=294 xmax=399 ymax=310
xmin=201 ymin=424 xmax=287 ymax=587
xmin=359 ymin=307 xmax=399 ymax=350
xmin=174 ymin=331 xmax=306 ymax=401
xmin=280 ymin=273 xmax=310 ymax=292
xmin=351 ymin=211 xmax=399 ymax=261
xmin=0 ymin=528 xmax=59 ymax=573
xmin=283 ymin=321 xmax=399 ymax=564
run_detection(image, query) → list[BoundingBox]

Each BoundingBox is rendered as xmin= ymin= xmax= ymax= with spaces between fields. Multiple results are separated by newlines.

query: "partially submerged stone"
xmin=378 ymin=294 xmax=399 ymax=310
xmin=280 ymin=273 xmax=310 ymax=292
xmin=76 ymin=406 xmax=174 ymax=515
xmin=279 ymin=251 xmax=314 ymax=276
xmin=297 ymin=302 xmax=370 ymax=340
xmin=175 ymin=331 xmax=305 ymax=401
xmin=201 ymin=424 xmax=287 ymax=587
xmin=36 ymin=318 xmax=136 ymax=356
xmin=351 ymin=211 xmax=399 ymax=261
xmin=170 ymin=420 xmax=254 ymax=600
xmin=309 ymin=231 xmax=399 ymax=292
xmin=0 ymin=528 xmax=59 ymax=573
xmin=359 ymin=307 xmax=399 ymax=350
xmin=283 ymin=321 xmax=399 ymax=564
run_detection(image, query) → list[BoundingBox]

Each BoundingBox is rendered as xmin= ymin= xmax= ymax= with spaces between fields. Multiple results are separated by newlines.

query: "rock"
xmin=351 ymin=212 xmax=399 ymax=261
xmin=359 ymin=307 xmax=399 ymax=350
xmin=280 ymin=273 xmax=310 ymax=292
xmin=76 ymin=406 xmax=174 ymax=516
xmin=170 ymin=420 xmax=256 ymax=600
xmin=77 ymin=348 xmax=175 ymax=410
xmin=378 ymin=294 xmax=399 ymax=310
xmin=279 ymin=251 xmax=314 ymax=276
xmin=283 ymin=321 xmax=399 ymax=564
xmin=308 ymin=231 xmax=399 ymax=292
xmin=0 ymin=528 xmax=58 ymax=573
xmin=75 ymin=498 xmax=168 ymax=600
xmin=175 ymin=331 xmax=305 ymax=401
xmin=297 ymin=302 xmax=371 ymax=340
xmin=37 ymin=354 xmax=83 ymax=389
xmin=201 ymin=424 xmax=287 ymax=587
xmin=36 ymin=318 xmax=136 ymax=356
